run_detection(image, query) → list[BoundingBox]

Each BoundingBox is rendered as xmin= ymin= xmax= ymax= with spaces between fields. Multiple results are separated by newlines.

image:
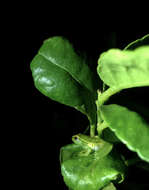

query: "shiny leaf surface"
xmin=30 ymin=37 xmax=97 ymax=124
xmin=60 ymin=144 xmax=126 ymax=190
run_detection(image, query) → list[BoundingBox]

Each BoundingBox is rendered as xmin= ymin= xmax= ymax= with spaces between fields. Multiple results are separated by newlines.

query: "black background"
xmin=20 ymin=26 xmax=149 ymax=189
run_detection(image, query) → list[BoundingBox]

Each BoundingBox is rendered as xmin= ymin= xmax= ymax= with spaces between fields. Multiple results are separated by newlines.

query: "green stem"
xmin=98 ymin=80 xmax=149 ymax=107
xmin=96 ymin=91 xmax=106 ymax=136
xmin=87 ymin=114 xmax=96 ymax=137
xmin=90 ymin=124 xmax=95 ymax=137
xmin=96 ymin=88 xmax=121 ymax=136
xmin=97 ymin=121 xmax=108 ymax=137
xmin=96 ymin=93 xmax=102 ymax=126
xmin=98 ymin=87 xmax=121 ymax=106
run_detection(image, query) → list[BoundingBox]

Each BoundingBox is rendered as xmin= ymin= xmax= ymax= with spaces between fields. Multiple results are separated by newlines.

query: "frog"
xmin=72 ymin=133 xmax=113 ymax=157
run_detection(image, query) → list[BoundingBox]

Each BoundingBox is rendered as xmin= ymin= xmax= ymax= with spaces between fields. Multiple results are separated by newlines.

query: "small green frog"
xmin=72 ymin=133 xmax=113 ymax=157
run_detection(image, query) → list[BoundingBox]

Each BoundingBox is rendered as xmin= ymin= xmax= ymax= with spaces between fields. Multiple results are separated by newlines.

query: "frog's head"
xmin=72 ymin=134 xmax=82 ymax=145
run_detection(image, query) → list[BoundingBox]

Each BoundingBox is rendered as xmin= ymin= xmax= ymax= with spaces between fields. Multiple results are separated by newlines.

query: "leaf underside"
xmin=101 ymin=104 xmax=149 ymax=162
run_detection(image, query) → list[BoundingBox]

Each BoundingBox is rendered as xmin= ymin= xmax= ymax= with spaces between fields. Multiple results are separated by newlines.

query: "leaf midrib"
xmin=38 ymin=51 xmax=90 ymax=92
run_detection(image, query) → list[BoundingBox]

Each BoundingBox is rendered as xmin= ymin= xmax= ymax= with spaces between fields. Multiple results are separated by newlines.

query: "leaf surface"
xmin=30 ymin=36 xmax=97 ymax=124
xmin=102 ymin=128 xmax=120 ymax=144
xmin=100 ymin=104 xmax=149 ymax=162
xmin=38 ymin=37 xmax=96 ymax=92
xmin=60 ymin=144 xmax=126 ymax=190
xmin=97 ymin=46 xmax=149 ymax=90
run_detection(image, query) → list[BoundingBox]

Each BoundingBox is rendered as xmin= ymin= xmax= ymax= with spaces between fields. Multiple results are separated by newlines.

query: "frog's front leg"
xmin=78 ymin=147 xmax=92 ymax=157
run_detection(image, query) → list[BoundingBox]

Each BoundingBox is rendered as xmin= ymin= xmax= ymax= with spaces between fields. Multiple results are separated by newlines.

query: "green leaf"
xmin=60 ymin=144 xmax=126 ymax=190
xmin=98 ymin=46 xmax=149 ymax=89
xmin=38 ymin=37 xmax=97 ymax=92
xmin=100 ymin=104 xmax=149 ymax=162
xmin=102 ymin=128 xmax=120 ymax=144
xmin=30 ymin=36 xmax=97 ymax=124
xmin=124 ymin=34 xmax=149 ymax=50
xmin=97 ymin=46 xmax=149 ymax=105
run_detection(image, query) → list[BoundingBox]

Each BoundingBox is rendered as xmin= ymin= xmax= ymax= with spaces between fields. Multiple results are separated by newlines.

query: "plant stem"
xmin=96 ymin=87 xmax=121 ymax=136
xmin=98 ymin=87 xmax=121 ymax=106
xmin=96 ymin=93 xmax=102 ymax=123
xmin=90 ymin=124 xmax=95 ymax=137
xmin=98 ymin=80 xmax=149 ymax=107
xmin=96 ymin=91 xmax=104 ymax=136
xmin=97 ymin=121 xmax=108 ymax=137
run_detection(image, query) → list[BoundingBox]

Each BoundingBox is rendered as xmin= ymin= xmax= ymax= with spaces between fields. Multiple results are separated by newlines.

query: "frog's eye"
xmin=74 ymin=136 xmax=78 ymax=140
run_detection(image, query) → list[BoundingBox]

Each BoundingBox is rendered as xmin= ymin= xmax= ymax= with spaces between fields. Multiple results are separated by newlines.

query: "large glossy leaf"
xmin=100 ymin=104 xmax=149 ymax=162
xmin=30 ymin=36 xmax=97 ymax=124
xmin=124 ymin=34 xmax=149 ymax=50
xmin=97 ymin=46 xmax=149 ymax=90
xmin=97 ymin=46 xmax=149 ymax=105
xmin=38 ymin=37 xmax=97 ymax=92
xmin=60 ymin=144 xmax=126 ymax=190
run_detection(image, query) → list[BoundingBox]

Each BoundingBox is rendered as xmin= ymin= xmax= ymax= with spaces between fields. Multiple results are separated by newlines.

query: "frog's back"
xmin=79 ymin=134 xmax=103 ymax=145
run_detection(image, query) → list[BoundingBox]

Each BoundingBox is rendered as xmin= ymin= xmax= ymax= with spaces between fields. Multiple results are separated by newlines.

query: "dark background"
xmin=23 ymin=31 xmax=149 ymax=189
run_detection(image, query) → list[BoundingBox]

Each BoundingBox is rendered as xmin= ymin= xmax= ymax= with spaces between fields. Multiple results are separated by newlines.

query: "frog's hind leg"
xmin=95 ymin=143 xmax=113 ymax=158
